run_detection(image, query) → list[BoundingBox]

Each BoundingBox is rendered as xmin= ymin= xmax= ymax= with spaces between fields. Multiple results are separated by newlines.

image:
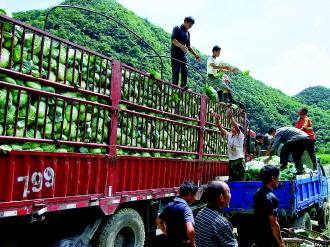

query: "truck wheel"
xmin=294 ymin=212 xmax=312 ymax=230
xmin=95 ymin=208 xmax=145 ymax=247
xmin=318 ymin=202 xmax=330 ymax=229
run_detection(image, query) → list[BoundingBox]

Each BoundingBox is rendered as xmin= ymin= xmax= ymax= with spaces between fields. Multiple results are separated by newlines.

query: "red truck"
xmin=0 ymin=12 xmax=247 ymax=246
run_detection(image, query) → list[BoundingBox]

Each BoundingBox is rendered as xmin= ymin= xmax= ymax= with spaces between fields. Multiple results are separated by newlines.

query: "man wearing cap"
xmin=171 ymin=16 xmax=201 ymax=90
xmin=207 ymin=45 xmax=236 ymax=103
xmin=214 ymin=111 xmax=245 ymax=181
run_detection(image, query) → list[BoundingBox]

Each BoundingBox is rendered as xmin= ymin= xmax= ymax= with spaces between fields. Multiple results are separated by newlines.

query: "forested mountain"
xmin=13 ymin=0 xmax=330 ymax=153
xmin=294 ymin=86 xmax=330 ymax=111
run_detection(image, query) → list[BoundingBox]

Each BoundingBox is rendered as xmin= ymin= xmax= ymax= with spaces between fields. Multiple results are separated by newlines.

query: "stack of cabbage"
xmin=121 ymin=71 xmax=200 ymax=119
xmin=116 ymin=103 xmax=198 ymax=159
xmin=245 ymin=156 xmax=313 ymax=181
xmin=0 ymin=12 xmax=111 ymax=154
xmin=0 ymin=73 xmax=111 ymax=154
xmin=0 ymin=11 xmax=231 ymax=158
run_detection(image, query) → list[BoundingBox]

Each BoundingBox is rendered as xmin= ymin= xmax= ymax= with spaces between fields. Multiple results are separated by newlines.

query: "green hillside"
xmin=294 ymin=86 xmax=330 ymax=111
xmin=13 ymin=0 xmax=330 ymax=152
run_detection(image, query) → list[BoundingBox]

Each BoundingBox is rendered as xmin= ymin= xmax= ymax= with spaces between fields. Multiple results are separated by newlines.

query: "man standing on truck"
xmin=195 ymin=180 xmax=237 ymax=247
xmin=264 ymin=127 xmax=276 ymax=156
xmin=171 ymin=16 xmax=200 ymax=89
xmin=207 ymin=45 xmax=237 ymax=102
xmin=264 ymin=127 xmax=309 ymax=175
xmin=254 ymin=165 xmax=284 ymax=247
xmin=156 ymin=181 xmax=198 ymax=247
xmin=294 ymin=108 xmax=317 ymax=169
xmin=214 ymin=111 xmax=245 ymax=181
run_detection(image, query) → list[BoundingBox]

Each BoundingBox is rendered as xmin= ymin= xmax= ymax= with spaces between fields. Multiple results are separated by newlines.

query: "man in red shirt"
xmin=295 ymin=108 xmax=317 ymax=169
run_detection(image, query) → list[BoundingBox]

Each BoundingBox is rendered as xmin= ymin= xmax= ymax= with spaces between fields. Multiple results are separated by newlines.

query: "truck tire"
xmin=95 ymin=208 xmax=145 ymax=247
xmin=318 ymin=202 xmax=330 ymax=230
xmin=294 ymin=212 xmax=312 ymax=230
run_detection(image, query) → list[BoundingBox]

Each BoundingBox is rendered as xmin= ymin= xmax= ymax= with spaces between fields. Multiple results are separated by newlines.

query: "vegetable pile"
xmin=121 ymin=70 xmax=200 ymax=119
xmin=245 ymin=156 xmax=313 ymax=181
xmin=0 ymin=12 xmax=242 ymax=159
xmin=0 ymin=73 xmax=110 ymax=154
xmin=0 ymin=12 xmax=111 ymax=154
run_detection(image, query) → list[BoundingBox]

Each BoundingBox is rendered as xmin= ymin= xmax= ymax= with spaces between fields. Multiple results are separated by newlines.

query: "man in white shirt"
xmin=214 ymin=111 xmax=245 ymax=181
xmin=207 ymin=46 xmax=236 ymax=102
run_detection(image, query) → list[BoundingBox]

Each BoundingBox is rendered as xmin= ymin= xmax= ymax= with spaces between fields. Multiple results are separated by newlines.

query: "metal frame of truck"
xmin=0 ymin=13 xmax=242 ymax=245
xmin=226 ymin=168 xmax=329 ymax=245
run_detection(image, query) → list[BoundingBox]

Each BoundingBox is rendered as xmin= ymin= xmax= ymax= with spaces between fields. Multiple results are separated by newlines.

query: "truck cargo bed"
xmin=227 ymin=174 xmax=328 ymax=216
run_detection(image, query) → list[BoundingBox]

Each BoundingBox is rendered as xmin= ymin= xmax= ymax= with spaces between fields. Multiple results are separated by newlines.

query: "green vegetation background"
xmin=13 ymin=0 xmax=330 ymax=161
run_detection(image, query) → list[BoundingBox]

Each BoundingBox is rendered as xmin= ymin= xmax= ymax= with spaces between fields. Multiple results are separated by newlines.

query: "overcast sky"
xmin=2 ymin=0 xmax=330 ymax=95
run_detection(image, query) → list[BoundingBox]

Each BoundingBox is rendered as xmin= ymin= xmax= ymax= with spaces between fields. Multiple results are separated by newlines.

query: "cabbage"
xmin=26 ymin=81 xmax=42 ymax=90
xmin=19 ymin=105 xmax=36 ymax=123
xmin=40 ymin=144 xmax=56 ymax=152
xmin=2 ymin=76 xmax=16 ymax=84
xmin=79 ymin=147 xmax=89 ymax=153
xmin=34 ymin=101 xmax=47 ymax=118
xmin=13 ymin=45 xmax=22 ymax=63
xmin=22 ymin=142 xmax=40 ymax=150
xmin=246 ymin=156 xmax=299 ymax=181
xmin=0 ymin=89 xmax=12 ymax=106
xmin=0 ymin=48 xmax=10 ymax=68
xmin=0 ymin=105 xmax=16 ymax=124
xmin=203 ymin=84 xmax=218 ymax=102
xmin=65 ymin=105 xmax=78 ymax=122
xmin=3 ymin=36 xmax=18 ymax=49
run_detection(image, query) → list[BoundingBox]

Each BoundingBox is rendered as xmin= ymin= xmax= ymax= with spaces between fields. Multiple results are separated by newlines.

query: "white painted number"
xmin=31 ymin=172 xmax=43 ymax=192
xmin=16 ymin=176 xmax=29 ymax=198
xmin=44 ymin=167 xmax=55 ymax=188
xmin=17 ymin=167 xmax=55 ymax=198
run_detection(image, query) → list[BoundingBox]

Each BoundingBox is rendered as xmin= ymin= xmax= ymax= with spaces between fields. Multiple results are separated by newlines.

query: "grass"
xmin=318 ymin=153 xmax=330 ymax=166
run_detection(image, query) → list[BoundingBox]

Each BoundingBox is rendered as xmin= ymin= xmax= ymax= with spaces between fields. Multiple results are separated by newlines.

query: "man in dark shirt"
xmin=171 ymin=16 xmax=200 ymax=89
xmin=264 ymin=127 xmax=309 ymax=174
xmin=156 ymin=181 xmax=198 ymax=247
xmin=254 ymin=165 xmax=284 ymax=247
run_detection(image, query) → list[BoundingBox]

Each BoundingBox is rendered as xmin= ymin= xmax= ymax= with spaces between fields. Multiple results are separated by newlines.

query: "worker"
xmin=214 ymin=111 xmax=245 ymax=181
xmin=264 ymin=127 xmax=276 ymax=156
xmin=207 ymin=45 xmax=237 ymax=103
xmin=156 ymin=181 xmax=198 ymax=247
xmin=294 ymin=108 xmax=317 ymax=169
xmin=264 ymin=127 xmax=309 ymax=175
xmin=253 ymin=165 xmax=284 ymax=247
xmin=195 ymin=180 xmax=237 ymax=247
xmin=171 ymin=16 xmax=200 ymax=90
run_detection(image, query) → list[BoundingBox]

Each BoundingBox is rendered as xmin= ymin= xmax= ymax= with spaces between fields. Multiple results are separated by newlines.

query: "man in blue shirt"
xmin=171 ymin=16 xmax=200 ymax=89
xmin=156 ymin=181 xmax=198 ymax=247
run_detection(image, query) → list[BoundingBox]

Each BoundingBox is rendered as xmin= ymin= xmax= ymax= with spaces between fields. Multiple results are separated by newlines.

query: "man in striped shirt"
xmin=195 ymin=181 xmax=237 ymax=247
